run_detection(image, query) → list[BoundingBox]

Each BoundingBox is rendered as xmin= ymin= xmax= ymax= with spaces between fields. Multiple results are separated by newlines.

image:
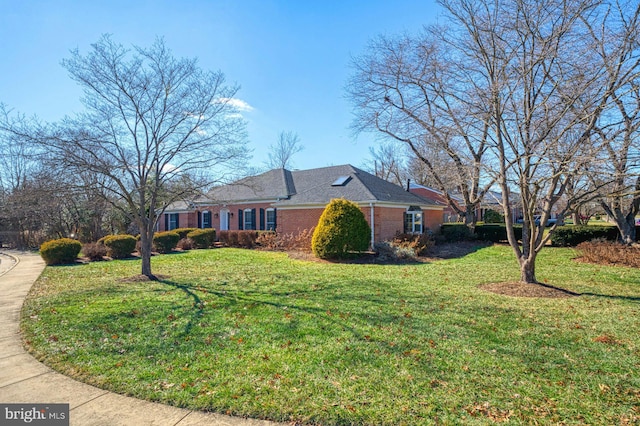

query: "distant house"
xmin=408 ymin=183 xmax=460 ymax=223
xmin=159 ymin=164 xmax=445 ymax=247
xmin=409 ymin=183 xmax=523 ymax=223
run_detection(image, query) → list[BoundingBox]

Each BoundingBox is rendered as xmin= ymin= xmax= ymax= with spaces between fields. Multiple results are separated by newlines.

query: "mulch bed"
xmin=479 ymin=282 xmax=579 ymax=298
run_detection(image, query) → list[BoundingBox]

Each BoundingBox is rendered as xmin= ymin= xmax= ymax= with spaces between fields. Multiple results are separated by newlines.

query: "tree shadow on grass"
xmin=481 ymin=281 xmax=640 ymax=303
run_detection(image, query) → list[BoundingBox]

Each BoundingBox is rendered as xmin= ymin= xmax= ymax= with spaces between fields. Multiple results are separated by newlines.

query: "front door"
xmin=220 ymin=209 xmax=229 ymax=231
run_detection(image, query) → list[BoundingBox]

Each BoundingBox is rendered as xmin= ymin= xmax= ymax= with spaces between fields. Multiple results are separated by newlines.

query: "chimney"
xmin=406 ymin=178 xmax=411 ymax=192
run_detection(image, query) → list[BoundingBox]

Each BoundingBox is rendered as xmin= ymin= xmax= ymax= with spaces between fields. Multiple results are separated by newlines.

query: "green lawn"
xmin=21 ymin=246 xmax=640 ymax=425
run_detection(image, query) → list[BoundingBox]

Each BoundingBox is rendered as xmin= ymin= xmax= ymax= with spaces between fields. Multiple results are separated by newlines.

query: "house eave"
xmin=275 ymin=200 xmax=445 ymax=210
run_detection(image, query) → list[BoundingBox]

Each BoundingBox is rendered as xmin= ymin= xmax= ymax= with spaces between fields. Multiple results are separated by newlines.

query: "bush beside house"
xmin=103 ymin=234 xmax=137 ymax=259
xmin=153 ymin=231 xmax=180 ymax=253
xmin=187 ymin=229 xmax=217 ymax=249
xmin=312 ymin=198 xmax=371 ymax=259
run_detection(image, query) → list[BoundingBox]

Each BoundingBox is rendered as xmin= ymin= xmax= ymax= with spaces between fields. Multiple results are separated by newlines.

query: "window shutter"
xmin=259 ymin=208 xmax=265 ymax=230
xmin=176 ymin=214 xmax=180 ymax=229
xmin=403 ymin=212 xmax=410 ymax=234
xmin=197 ymin=211 xmax=202 ymax=228
xmin=251 ymin=209 xmax=257 ymax=230
xmin=273 ymin=208 xmax=277 ymax=231
xmin=238 ymin=209 xmax=243 ymax=230
xmin=164 ymin=214 xmax=169 ymax=231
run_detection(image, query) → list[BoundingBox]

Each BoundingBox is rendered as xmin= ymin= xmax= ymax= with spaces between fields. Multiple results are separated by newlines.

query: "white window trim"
xmin=202 ymin=210 xmax=211 ymax=228
xmin=266 ymin=208 xmax=276 ymax=231
xmin=244 ymin=208 xmax=253 ymax=230
xmin=406 ymin=210 xmax=423 ymax=234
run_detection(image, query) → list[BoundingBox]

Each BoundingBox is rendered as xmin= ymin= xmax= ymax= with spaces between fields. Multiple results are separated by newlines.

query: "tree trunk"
xmin=615 ymin=218 xmax=636 ymax=245
xmin=519 ymin=257 xmax=537 ymax=284
xmin=139 ymin=231 xmax=156 ymax=279
xmin=603 ymin=202 xmax=637 ymax=245
xmin=464 ymin=209 xmax=476 ymax=231
xmin=571 ymin=212 xmax=582 ymax=225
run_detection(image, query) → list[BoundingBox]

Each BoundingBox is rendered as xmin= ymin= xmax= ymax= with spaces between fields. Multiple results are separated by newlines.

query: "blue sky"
xmin=0 ymin=1 xmax=441 ymax=171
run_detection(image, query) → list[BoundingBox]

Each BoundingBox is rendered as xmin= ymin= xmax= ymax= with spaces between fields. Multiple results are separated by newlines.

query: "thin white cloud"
xmin=216 ymin=97 xmax=254 ymax=112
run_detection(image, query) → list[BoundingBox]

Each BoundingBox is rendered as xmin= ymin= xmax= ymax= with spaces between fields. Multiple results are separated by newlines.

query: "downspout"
xmin=369 ymin=202 xmax=375 ymax=250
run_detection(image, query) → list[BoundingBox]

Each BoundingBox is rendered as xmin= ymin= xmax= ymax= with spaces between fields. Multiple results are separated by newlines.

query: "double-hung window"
xmin=266 ymin=208 xmax=276 ymax=231
xmin=404 ymin=208 xmax=423 ymax=234
xmin=244 ymin=208 xmax=254 ymax=230
xmin=202 ymin=211 xmax=212 ymax=228
xmin=167 ymin=213 xmax=179 ymax=230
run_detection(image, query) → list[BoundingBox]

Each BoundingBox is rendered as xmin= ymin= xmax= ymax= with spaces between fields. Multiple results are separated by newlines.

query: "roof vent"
xmin=331 ymin=176 xmax=352 ymax=186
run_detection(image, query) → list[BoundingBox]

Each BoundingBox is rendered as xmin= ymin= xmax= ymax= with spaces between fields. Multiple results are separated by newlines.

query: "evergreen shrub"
xmin=40 ymin=238 xmax=82 ymax=265
xmin=474 ymin=224 xmax=524 ymax=242
xmin=312 ymin=198 xmax=371 ymax=259
xmin=173 ymin=228 xmax=197 ymax=239
xmin=483 ymin=210 xmax=505 ymax=223
xmin=440 ymin=224 xmax=474 ymax=242
xmin=550 ymin=225 xmax=619 ymax=247
xmin=187 ymin=229 xmax=217 ymax=248
xmin=103 ymin=234 xmax=136 ymax=259
xmin=153 ymin=231 xmax=180 ymax=253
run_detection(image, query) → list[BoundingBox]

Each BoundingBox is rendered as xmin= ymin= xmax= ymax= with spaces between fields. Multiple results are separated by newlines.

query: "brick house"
xmin=409 ymin=183 xmax=524 ymax=223
xmin=159 ymin=164 xmax=445 ymax=246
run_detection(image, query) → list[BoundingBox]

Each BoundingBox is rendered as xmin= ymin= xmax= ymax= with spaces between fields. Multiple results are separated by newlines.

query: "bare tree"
xmin=265 ymin=130 xmax=303 ymax=169
xmin=439 ymin=0 xmax=639 ymax=283
xmin=362 ymin=141 xmax=409 ymax=186
xmin=3 ymin=36 xmax=248 ymax=278
xmin=585 ymin=2 xmax=640 ymax=244
xmin=348 ymin=32 xmax=494 ymax=229
xmin=350 ymin=0 xmax=639 ymax=284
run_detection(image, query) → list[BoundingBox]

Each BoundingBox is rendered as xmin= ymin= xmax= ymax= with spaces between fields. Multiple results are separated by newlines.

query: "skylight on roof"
xmin=331 ymin=176 xmax=352 ymax=186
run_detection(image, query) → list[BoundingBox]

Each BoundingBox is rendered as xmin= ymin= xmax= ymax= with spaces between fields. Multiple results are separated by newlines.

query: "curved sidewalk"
xmin=0 ymin=251 xmax=279 ymax=426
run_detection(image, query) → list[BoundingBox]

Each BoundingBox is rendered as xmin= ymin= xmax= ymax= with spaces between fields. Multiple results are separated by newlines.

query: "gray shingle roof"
xmin=202 ymin=164 xmax=439 ymax=207
xmin=204 ymin=168 xmax=295 ymax=202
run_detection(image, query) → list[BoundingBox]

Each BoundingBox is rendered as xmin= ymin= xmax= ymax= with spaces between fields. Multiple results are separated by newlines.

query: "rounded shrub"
xmin=312 ymin=198 xmax=371 ymax=259
xmin=40 ymin=238 xmax=82 ymax=265
xmin=173 ymin=227 xmax=198 ymax=239
xmin=483 ymin=209 xmax=505 ymax=223
xmin=186 ymin=228 xmax=217 ymax=249
xmin=103 ymin=234 xmax=137 ymax=259
xmin=153 ymin=231 xmax=180 ymax=253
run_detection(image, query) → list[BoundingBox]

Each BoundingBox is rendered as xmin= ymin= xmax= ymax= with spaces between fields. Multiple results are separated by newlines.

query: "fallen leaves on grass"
xmin=593 ymin=334 xmax=622 ymax=345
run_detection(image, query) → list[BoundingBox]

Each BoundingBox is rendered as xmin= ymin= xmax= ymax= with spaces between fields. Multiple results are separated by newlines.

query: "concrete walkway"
xmin=0 ymin=251 xmax=279 ymax=426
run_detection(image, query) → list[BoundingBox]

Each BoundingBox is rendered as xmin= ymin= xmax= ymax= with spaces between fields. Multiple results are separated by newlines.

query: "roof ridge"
xmin=348 ymin=165 xmax=377 ymax=200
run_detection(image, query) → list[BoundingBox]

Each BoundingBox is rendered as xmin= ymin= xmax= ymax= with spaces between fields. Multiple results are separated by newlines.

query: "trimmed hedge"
xmin=312 ymin=198 xmax=371 ymax=259
xmin=551 ymin=225 xmax=620 ymax=247
xmin=440 ymin=224 xmax=475 ymax=242
xmin=40 ymin=238 xmax=82 ymax=265
xmin=218 ymin=230 xmax=261 ymax=248
xmin=474 ymin=224 xmax=523 ymax=242
xmin=443 ymin=223 xmax=638 ymax=246
xmin=187 ymin=228 xmax=217 ymax=249
xmin=153 ymin=231 xmax=180 ymax=253
xmin=173 ymin=228 xmax=198 ymax=239
xmin=103 ymin=234 xmax=136 ymax=259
